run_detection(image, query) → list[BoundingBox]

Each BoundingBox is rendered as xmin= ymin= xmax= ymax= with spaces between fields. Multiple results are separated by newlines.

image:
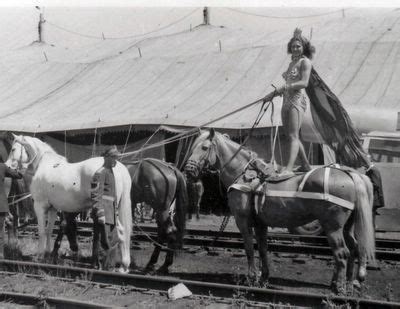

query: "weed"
xmin=385 ymin=283 xmax=393 ymax=302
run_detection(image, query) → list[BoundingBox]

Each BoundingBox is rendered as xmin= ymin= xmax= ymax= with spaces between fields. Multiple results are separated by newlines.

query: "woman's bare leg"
xmin=282 ymin=106 xmax=310 ymax=172
xmin=284 ymin=107 xmax=301 ymax=172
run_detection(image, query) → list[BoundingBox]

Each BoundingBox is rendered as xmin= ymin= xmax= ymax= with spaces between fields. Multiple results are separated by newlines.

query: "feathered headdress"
xmin=293 ymin=28 xmax=303 ymax=40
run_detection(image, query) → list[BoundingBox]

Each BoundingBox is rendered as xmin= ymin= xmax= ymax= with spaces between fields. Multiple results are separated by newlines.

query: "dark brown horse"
xmin=184 ymin=129 xmax=375 ymax=294
xmin=127 ymin=158 xmax=188 ymax=274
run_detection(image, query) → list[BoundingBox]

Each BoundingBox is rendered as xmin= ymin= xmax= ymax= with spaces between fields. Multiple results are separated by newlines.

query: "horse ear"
xmin=9 ymin=132 xmax=17 ymax=142
xmin=209 ymin=128 xmax=215 ymax=140
xmin=19 ymin=136 xmax=30 ymax=146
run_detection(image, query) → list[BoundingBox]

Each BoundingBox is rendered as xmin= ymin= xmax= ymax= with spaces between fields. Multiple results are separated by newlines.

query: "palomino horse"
xmin=184 ymin=129 xmax=375 ymax=294
xmin=126 ymin=158 xmax=187 ymax=274
xmin=5 ymin=135 xmax=133 ymax=272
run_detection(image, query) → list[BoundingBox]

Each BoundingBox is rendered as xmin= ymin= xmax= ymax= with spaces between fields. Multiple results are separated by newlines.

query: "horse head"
xmin=184 ymin=128 xmax=219 ymax=181
xmin=6 ymin=134 xmax=34 ymax=170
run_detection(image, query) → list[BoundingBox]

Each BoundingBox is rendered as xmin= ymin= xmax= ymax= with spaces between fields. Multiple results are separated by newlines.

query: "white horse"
xmin=5 ymin=134 xmax=132 ymax=272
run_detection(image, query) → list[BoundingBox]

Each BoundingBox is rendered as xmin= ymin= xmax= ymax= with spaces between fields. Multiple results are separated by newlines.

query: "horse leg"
xmin=0 ymin=214 xmax=5 ymax=259
xmin=52 ymin=213 xmax=65 ymax=260
xmin=34 ymin=203 xmax=48 ymax=258
xmin=157 ymin=251 xmax=173 ymax=275
xmin=91 ymin=217 xmax=101 ymax=269
xmin=5 ymin=212 xmax=16 ymax=249
xmin=196 ymin=181 xmax=204 ymax=220
xmin=45 ymin=208 xmax=58 ymax=257
xmin=254 ymin=223 xmax=269 ymax=285
xmin=145 ymin=244 xmax=161 ymax=273
xmin=343 ymin=216 xmax=358 ymax=289
xmin=195 ymin=200 xmax=200 ymax=220
xmin=323 ymin=226 xmax=350 ymax=295
xmin=157 ymin=240 xmax=175 ymax=275
xmin=8 ymin=204 xmax=18 ymax=247
xmin=228 ymin=191 xmax=257 ymax=283
xmin=64 ymin=212 xmax=79 ymax=256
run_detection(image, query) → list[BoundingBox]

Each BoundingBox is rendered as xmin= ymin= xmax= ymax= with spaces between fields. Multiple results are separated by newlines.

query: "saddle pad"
xmin=266 ymin=172 xmax=300 ymax=183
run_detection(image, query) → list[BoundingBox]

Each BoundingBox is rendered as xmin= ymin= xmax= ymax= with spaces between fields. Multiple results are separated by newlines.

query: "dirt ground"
xmin=1 ymin=215 xmax=400 ymax=308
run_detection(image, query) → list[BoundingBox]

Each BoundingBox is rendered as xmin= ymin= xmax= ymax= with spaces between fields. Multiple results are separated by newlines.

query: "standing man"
xmin=0 ymin=161 xmax=22 ymax=259
xmin=90 ymin=145 xmax=120 ymax=259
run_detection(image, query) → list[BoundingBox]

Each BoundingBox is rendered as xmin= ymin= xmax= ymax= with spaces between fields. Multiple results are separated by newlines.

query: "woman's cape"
xmin=305 ymin=68 xmax=369 ymax=168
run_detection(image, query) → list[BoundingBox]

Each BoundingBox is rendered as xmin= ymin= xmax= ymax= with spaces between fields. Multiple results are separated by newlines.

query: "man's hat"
xmin=102 ymin=145 xmax=121 ymax=158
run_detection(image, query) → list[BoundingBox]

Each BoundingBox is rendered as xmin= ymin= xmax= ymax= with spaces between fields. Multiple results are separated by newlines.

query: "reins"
xmin=206 ymin=95 xmax=276 ymax=245
xmin=120 ymin=94 xmax=274 ymax=160
xmin=217 ymin=97 xmax=275 ymax=176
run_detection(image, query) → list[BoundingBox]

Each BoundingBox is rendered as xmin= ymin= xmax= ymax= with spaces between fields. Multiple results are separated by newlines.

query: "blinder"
xmin=184 ymin=141 xmax=219 ymax=180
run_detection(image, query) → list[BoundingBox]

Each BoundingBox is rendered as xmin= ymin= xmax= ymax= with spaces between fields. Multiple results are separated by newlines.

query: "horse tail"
xmin=116 ymin=165 xmax=133 ymax=271
xmin=349 ymin=172 xmax=376 ymax=265
xmin=174 ymin=169 xmax=188 ymax=249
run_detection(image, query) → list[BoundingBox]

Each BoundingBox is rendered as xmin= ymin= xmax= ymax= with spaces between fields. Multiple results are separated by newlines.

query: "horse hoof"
xmin=358 ymin=265 xmax=367 ymax=282
xmin=259 ymin=276 xmax=269 ymax=288
xmin=245 ymin=276 xmax=258 ymax=287
xmin=156 ymin=267 xmax=169 ymax=275
xmin=144 ymin=266 xmax=156 ymax=275
xmin=352 ymin=279 xmax=361 ymax=290
xmin=114 ymin=266 xmax=129 ymax=274
xmin=331 ymin=282 xmax=346 ymax=296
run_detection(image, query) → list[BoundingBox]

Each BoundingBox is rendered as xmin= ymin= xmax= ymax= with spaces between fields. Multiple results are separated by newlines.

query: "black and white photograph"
xmin=0 ymin=0 xmax=399 ymax=307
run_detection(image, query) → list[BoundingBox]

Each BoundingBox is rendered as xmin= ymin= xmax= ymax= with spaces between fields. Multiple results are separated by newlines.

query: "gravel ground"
xmin=1 ymin=215 xmax=399 ymax=307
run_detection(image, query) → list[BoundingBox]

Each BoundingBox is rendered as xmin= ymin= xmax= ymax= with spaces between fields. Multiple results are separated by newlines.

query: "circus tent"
xmin=0 ymin=6 xmax=400 ymax=162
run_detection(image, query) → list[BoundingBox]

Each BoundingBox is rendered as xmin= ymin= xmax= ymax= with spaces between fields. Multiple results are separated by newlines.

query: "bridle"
xmin=185 ymin=141 xmax=219 ymax=180
xmin=12 ymin=140 xmax=38 ymax=172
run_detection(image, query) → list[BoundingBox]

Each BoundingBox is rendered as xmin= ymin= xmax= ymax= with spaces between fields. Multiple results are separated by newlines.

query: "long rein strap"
xmin=8 ymin=193 xmax=32 ymax=206
xmin=120 ymin=95 xmax=271 ymax=159
xmin=211 ymin=98 xmax=275 ymax=244
xmin=218 ymin=99 xmax=275 ymax=176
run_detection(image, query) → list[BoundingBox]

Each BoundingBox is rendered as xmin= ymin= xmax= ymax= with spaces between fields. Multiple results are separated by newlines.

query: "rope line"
xmin=224 ymin=7 xmax=348 ymax=19
xmin=45 ymin=8 xmax=200 ymax=41
xmin=120 ymin=94 xmax=269 ymax=159
xmin=122 ymin=124 xmax=133 ymax=154
xmin=8 ymin=193 xmax=32 ymax=206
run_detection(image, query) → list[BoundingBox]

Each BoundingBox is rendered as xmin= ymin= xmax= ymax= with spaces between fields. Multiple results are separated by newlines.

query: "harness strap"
xmin=323 ymin=167 xmax=330 ymax=200
xmin=298 ymin=168 xmax=316 ymax=191
xmin=265 ymin=190 xmax=354 ymax=210
xmin=229 ymin=166 xmax=355 ymax=210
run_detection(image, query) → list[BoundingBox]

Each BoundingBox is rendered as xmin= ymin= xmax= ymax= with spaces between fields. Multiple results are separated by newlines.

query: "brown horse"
xmin=126 ymin=158 xmax=188 ymax=274
xmin=184 ymin=129 xmax=375 ymax=294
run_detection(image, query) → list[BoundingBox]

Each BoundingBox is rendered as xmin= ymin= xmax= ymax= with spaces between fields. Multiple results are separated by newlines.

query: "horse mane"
xmin=23 ymin=136 xmax=67 ymax=162
xmin=214 ymin=131 xmax=259 ymax=159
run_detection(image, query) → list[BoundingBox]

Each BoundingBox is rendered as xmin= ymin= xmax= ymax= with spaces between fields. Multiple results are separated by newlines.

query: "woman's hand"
xmin=276 ymin=84 xmax=287 ymax=95
xmin=263 ymin=90 xmax=278 ymax=102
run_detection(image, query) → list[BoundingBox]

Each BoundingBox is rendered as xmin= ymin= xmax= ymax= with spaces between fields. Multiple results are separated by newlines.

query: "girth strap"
xmin=264 ymin=190 xmax=354 ymax=210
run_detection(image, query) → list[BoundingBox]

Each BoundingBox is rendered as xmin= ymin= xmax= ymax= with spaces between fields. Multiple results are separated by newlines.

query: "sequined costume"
xmin=281 ymin=58 xmax=307 ymax=122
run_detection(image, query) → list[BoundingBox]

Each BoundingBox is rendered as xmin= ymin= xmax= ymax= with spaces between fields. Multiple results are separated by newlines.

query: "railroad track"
xmin=0 ymin=259 xmax=399 ymax=308
xmin=20 ymin=224 xmax=400 ymax=262
xmin=134 ymin=225 xmax=400 ymax=261
xmin=71 ymin=221 xmax=400 ymax=250
xmin=0 ymin=291 xmax=110 ymax=308
xmin=18 ymin=222 xmax=400 ymax=261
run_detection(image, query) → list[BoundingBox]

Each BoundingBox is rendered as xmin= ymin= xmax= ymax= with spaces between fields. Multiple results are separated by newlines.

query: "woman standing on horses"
xmin=270 ymin=28 xmax=314 ymax=176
